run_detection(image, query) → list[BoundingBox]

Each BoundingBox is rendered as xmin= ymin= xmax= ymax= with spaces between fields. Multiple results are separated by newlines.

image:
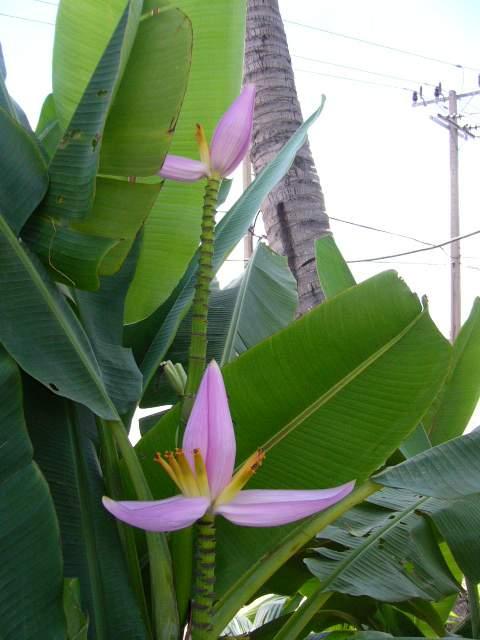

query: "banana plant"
xmin=1 ymin=2 xmax=480 ymax=640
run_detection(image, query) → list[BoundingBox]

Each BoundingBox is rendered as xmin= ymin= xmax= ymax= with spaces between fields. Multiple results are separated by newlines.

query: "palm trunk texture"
xmin=244 ymin=0 xmax=330 ymax=315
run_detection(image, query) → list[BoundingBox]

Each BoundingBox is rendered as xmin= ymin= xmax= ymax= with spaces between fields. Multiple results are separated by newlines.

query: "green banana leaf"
xmin=99 ymin=6 xmax=192 ymax=176
xmin=136 ymin=271 xmax=450 ymax=603
xmin=25 ymin=378 xmax=148 ymax=640
xmin=375 ymin=425 xmax=480 ymax=499
xmin=52 ymin=0 xmax=143 ymax=130
xmin=29 ymin=4 xmax=191 ymax=289
xmin=75 ymin=236 xmax=143 ymax=416
xmin=315 ymin=234 xmax=433 ymax=460
xmin=424 ymin=298 xmax=480 ymax=445
xmin=422 ymin=495 xmax=480 ymax=584
xmin=124 ymin=0 xmax=247 ymax=322
xmin=140 ymin=243 xmax=297 ymax=407
xmin=221 ymin=243 xmax=298 ymax=365
xmin=0 ymin=107 xmax=48 ymax=233
xmin=0 ymin=349 xmax=65 ymax=639
xmin=315 ymin=235 xmax=355 ymax=299
xmin=136 ymin=102 xmax=326 ymax=395
xmin=0 ymin=215 xmax=118 ymax=419
xmin=376 ymin=433 xmax=480 ymax=584
xmin=305 ymin=496 xmax=458 ymax=602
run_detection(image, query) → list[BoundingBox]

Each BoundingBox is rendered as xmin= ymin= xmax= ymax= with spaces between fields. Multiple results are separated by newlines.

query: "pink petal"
xmin=183 ymin=361 xmax=236 ymax=499
xmin=214 ymin=482 xmax=355 ymax=527
xmin=102 ymin=495 xmax=209 ymax=532
xmin=158 ymin=154 xmax=208 ymax=182
xmin=210 ymin=84 xmax=256 ymax=177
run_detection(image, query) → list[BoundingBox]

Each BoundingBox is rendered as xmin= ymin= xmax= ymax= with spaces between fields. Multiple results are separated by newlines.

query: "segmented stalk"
xmin=183 ymin=176 xmax=220 ymax=415
xmin=191 ymin=514 xmax=216 ymax=638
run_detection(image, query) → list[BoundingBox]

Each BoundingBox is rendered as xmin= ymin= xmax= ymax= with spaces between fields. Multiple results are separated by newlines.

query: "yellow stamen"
xmin=214 ymin=449 xmax=266 ymax=506
xmin=164 ymin=451 xmax=189 ymax=495
xmin=193 ymin=448 xmax=210 ymax=497
xmin=154 ymin=452 xmax=184 ymax=492
xmin=195 ymin=123 xmax=211 ymax=168
xmin=175 ymin=449 xmax=200 ymax=497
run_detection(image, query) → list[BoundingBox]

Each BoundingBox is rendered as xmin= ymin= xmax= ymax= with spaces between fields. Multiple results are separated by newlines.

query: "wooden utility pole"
xmin=448 ymin=90 xmax=461 ymax=341
xmin=413 ymin=87 xmax=480 ymax=341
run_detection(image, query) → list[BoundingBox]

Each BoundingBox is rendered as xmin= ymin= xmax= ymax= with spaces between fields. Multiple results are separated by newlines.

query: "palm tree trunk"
xmin=244 ymin=0 xmax=330 ymax=315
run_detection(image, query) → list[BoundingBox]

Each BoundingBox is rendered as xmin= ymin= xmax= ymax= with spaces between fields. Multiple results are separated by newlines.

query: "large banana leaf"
xmin=0 ymin=107 xmax=48 ymax=233
xmin=23 ymin=8 xmax=129 ymax=290
xmin=41 ymin=9 xmax=129 ymax=224
xmin=0 ymin=215 xmax=118 ymax=419
xmin=30 ymin=4 xmax=191 ymax=289
xmin=99 ymin=6 xmax=192 ymax=176
xmin=75 ymin=237 xmax=143 ymax=416
xmin=375 ymin=427 xmax=480 ymax=584
xmin=136 ymin=103 xmax=326 ymax=394
xmin=140 ymin=243 xmax=297 ymax=407
xmin=24 ymin=378 xmax=147 ymax=640
xmin=375 ymin=426 xmax=480 ymax=499
xmin=424 ymin=299 xmax=480 ymax=445
xmin=305 ymin=496 xmax=458 ymax=602
xmin=315 ymin=235 xmax=431 ymax=459
xmin=53 ymin=0 xmax=143 ymax=130
xmin=422 ymin=495 xmax=480 ymax=583
xmin=0 ymin=349 xmax=65 ymax=639
xmin=221 ymin=243 xmax=298 ymax=365
xmin=125 ymin=0 xmax=247 ymax=322
xmin=136 ymin=271 xmax=450 ymax=599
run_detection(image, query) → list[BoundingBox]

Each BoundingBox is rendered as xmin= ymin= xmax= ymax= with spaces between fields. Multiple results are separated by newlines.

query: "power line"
xmin=285 ymin=19 xmax=479 ymax=72
xmin=295 ymin=67 xmax=411 ymax=92
xmin=347 ymin=229 xmax=480 ymax=263
xmin=329 ymin=216 xmax=441 ymax=248
xmin=29 ymin=0 xmax=58 ymax=6
xmin=293 ymin=54 xmax=436 ymax=88
xmin=0 ymin=11 xmax=54 ymax=25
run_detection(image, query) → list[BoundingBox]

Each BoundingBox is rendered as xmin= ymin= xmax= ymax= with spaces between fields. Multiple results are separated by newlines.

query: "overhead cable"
xmin=285 ymin=20 xmax=479 ymax=72
xmin=347 ymin=229 xmax=480 ymax=263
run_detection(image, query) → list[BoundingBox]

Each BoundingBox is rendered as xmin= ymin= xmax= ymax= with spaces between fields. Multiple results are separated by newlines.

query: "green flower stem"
xmin=107 ymin=420 xmax=178 ymax=640
xmin=210 ymin=480 xmax=381 ymax=637
xmin=176 ymin=177 xmax=220 ymax=634
xmin=182 ymin=175 xmax=221 ymax=419
xmin=467 ymin=579 xmax=480 ymax=639
xmin=191 ymin=513 xmax=216 ymax=639
xmin=98 ymin=420 xmax=153 ymax=639
xmin=272 ymin=588 xmax=332 ymax=640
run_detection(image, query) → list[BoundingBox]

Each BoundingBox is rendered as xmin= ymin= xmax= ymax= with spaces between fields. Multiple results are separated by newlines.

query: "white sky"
xmin=1 ymin=0 xmax=479 ymax=431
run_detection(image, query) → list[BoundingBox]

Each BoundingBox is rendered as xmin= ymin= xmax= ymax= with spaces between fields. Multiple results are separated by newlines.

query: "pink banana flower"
xmin=103 ymin=362 xmax=355 ymax=532
xmin=158 ymin=84 xmax=256 ymax=182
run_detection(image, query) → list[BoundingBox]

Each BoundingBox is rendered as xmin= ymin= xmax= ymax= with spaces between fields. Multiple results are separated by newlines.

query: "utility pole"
xmin=412 ymin=86 xmax=480 ymax=341
xmin=448 ymin=90 xmax=461 ymax=341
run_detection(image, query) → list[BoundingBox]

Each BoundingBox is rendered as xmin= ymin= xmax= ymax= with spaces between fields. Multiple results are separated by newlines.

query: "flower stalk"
xmin=191 ymin=514 xmax=217 ymax=639
xmin=183 ymin=175 xmax=221 ymax=416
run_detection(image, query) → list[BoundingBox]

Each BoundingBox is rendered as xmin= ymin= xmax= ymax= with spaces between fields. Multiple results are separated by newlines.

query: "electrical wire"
xmin=294 ymin=67 xmax=411 ymax=92
xmin=347 ymin=229 xmax=480 ymax=263
xmin=0 ymin=11 xmax=54 ymax=25
xmin=329 ymin=216 xmax=440 ymax=248
xmin=292 ymin=54 xmax=436 ymax=88
xmin=284 ymin=19 xmax=479 ymax=72
xmin=29 ymin=0 xmax=58 ymax=6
